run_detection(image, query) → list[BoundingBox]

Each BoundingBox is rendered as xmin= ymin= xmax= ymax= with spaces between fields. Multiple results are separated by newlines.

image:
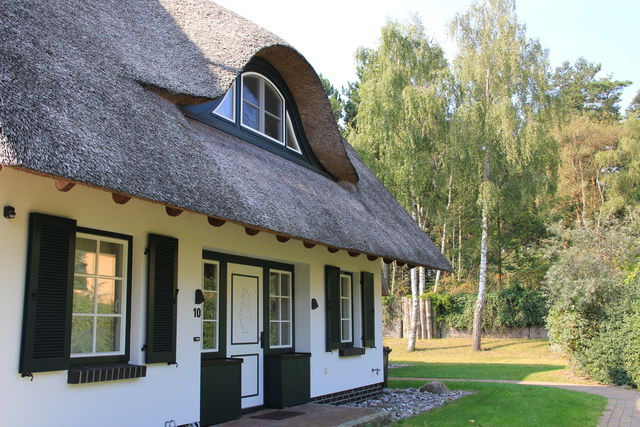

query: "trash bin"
xmin=383 ymin=346 xmax=392 ymax=387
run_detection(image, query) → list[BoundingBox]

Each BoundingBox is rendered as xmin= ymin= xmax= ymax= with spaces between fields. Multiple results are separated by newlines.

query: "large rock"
xmin=419 ymin=382 xmax=451 ymax=394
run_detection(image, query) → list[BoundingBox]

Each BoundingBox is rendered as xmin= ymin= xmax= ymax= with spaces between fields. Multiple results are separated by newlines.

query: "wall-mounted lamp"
xmin=3 ymin=205 xmax=16 ymax=219
xmin=311 ymin=298 xmax=319 ymax=310
xmin=195 ymin=289 xmax=205 ymax=304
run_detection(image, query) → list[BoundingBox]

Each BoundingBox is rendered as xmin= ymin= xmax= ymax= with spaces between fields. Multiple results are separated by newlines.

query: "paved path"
xmin=390 ymin=377 xmax=640 ymax=426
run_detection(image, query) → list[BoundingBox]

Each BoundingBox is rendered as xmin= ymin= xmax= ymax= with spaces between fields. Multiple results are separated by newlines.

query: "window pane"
xmin=242 ymin=103 xmax=259 ymax=130
xmin=281 ymin=322 xmax=291 ymax=346
xmin=203 ymin=292 xmax=216 ymax=320
xmin=75 ymin=238 xmax=96 ymax=274
xmin=203 ymin=321 xmax=217 ymax=350
xmin=96 ymin=317 xmax=120 ymax=352
xmin=270 ymin=296 xmax=280 ymax=321
xmin=342 ymin=298 xmax=351 ymax=318
xmin=280 ymin=274 xmax=290 ymax=296
xmin=264 ymin=84 xmax=282 ymax=116
xmin=264 ymin=114 xmax=282 ymax=141
xmin=270 ymin=322 xmax=279 ymax=346
xmin=98 ymin=241 xmax=123 ymax=277
xmin=286 ymin=113 xmax=301 ymax=152
xmin=213 ymin=86 xmax=234 ymax=120
xmin=270 ymin=272 xmax=279 ymax=296
xmin=281 ymin=298 xmax=290 ymax=321
xmin=71 ymin=316 xmax=94 ymax=354
xmin=96 ymin=279 xmax=121 ymax=314
xmin=341 ymin=320 xmax=351 ymax=341
xmin=204 ymin=263 xmax=218 ymax=291
xmin=341 ymin=278 xmax=350 ymax=297
xmin=243 ymin=76 xmax=260 ymax=106
xmin=73 ymin=277 xmax=95 ymax=313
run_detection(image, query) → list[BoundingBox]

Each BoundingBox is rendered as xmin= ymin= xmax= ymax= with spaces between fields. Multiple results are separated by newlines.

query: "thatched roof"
xmin=0 ymin=0 xmax=451 ymax=271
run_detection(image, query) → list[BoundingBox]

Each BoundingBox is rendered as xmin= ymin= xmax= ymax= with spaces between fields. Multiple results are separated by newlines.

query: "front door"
xmin=227 ymin=263 xmax=264 ymax=409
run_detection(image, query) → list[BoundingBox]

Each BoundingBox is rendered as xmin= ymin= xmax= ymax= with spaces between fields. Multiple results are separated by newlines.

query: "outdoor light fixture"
xmin=311 ymin=298 xmax=319 ymax=310
xmin=195 ymin=289 xmax=205 ymax=304
xmin=3 ymin=205 xmax=15 ymax=219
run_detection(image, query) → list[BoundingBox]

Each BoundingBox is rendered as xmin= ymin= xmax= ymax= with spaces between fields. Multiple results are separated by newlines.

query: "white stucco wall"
xmin=0 ymin=168 xmax=383 ymax=426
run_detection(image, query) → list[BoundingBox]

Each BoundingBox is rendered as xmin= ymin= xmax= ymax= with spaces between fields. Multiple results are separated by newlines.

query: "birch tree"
xmin=449 ymin=0 xmax=553 ymax=350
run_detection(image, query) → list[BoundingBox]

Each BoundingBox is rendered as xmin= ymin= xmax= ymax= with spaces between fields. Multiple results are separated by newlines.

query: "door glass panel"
xmin=270 ymin=296 xmax=279 ymax=320
xmin=204 ymin=264 xmax=218 ymax=291
xmin=203 ymin=321 xmax=217 ymax=350
xmin=270 ymin=322 xmax=279 ymax=346
xmin=281 ymin=322 xmax=290 ymax=346
xmin=270 ymin=272 xmax=279 ymax=296
xmin=280 ymin=274 xmax=290 ymax=296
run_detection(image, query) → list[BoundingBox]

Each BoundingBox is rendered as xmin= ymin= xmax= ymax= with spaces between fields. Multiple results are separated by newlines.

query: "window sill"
xmin=67 ymin=363 xmax=146 ymax=384
xmin=339 ymin=347 xmax=366 ymax=357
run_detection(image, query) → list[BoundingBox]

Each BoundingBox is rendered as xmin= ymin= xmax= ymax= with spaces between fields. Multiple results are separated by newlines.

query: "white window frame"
xmin=71 ymin=232 xmax=128 ymax=358
xmin=269 ymin=269 xmax=293 ymax=348
xmin=212 ymin=81 xmax=236 ymax=123
xmin=201 ymin=260 xmax=220 ymax=353
xmin=340 ymin=273 xmax=353 ymax=343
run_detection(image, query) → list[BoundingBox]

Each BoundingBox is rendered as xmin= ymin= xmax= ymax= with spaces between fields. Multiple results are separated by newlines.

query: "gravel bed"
xmin=341 ymin=387 xmax=471 ymax=422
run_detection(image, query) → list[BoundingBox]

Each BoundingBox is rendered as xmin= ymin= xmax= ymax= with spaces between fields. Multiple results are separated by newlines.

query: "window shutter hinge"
xmin=21 ymin=372 xmax=34 ymax=381
xmin=141 ymin=344 xmax=147 ymax=352
xmin=144 ymin=247 xmax=149 ymax=255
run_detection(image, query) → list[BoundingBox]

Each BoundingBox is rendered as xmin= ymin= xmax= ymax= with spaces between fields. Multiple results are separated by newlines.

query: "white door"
xmin=227 ymin=263 xmax=263 ymax=409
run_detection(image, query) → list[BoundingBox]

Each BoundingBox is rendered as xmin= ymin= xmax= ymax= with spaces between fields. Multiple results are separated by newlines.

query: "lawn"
xmin=385 ymin=337 xmax=593 ymax=384
xmin=388 ymin=379 xmax=607 ymax=427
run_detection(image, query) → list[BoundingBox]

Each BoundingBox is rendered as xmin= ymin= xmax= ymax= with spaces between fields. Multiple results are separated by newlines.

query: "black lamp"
xmin=3 ymin=205 xmax=15 ymax=219
xmin=195 ymin=289 xmax=205 ymax=304
xmin=311 ymin=298 xmax=319 ymax=310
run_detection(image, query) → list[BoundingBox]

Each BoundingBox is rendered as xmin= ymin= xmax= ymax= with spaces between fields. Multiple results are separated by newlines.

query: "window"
xmin=339 ymin=273 xmax=352 ymax=343
xmin=202 ymin=261 xmax=220 ymax=352
xmin=269 ymin=270 xmax=292 ymax=348
xmin=71 ymin=233 xmax=129 ymax=356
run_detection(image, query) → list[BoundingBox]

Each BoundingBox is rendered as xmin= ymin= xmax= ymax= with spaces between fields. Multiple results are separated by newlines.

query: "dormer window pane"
xmin=243 ymin=76 xmax=260 ymax=106
xmin=264 ymin=84 xmax=282 ymax=116
xmin=265 ymin=114 xmax=282 ymax=140
xmin=212 ymin=82 xmax=235 ymax=121
xmin=243 ymin=104 xmax=259 ymax=130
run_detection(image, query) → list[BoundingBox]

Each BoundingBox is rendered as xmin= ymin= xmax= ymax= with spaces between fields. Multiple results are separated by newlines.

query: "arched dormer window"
xmin=183 ymin=58 xmax=323 ymax=174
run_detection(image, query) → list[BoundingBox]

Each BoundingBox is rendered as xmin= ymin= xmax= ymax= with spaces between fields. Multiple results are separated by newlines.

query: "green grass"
xmin=389 ymin=380 xmax=607 ymax=427
xmin=385 ymin=338 xmax=593 ymax=384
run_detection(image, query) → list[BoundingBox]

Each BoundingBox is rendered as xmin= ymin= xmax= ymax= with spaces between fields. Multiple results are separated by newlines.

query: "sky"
xmin=214 ymin=0 xmax=639 ymax=111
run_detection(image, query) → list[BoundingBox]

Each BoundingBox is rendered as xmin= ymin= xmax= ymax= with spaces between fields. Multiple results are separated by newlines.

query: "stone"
xmin=419 ymin=382 xmax=451 ymax=394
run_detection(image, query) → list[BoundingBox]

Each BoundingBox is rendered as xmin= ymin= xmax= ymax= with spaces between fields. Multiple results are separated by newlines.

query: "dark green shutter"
xmin=146 ymin=234 xmax=179 ymax=364
xmin=361 ymin=272 xmax=375 ymax=348
xmin=20 ymin=213 xmax=76 ymax=374
xmin=325 ymin=265 xmax=341 ymax=351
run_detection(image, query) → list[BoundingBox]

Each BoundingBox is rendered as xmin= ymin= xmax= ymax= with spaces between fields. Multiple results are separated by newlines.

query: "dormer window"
xmin=182 ymin=57 xmax=325 ymax=174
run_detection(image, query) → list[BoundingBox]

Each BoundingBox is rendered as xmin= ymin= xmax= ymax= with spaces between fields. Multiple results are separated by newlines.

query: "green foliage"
xmin=429 ymin=285 xmax=547 ymax=331
xmin=318 ymin=73 xmax=343 ymax=125
xmin=545 ymin=219 xmax=640 ymax=386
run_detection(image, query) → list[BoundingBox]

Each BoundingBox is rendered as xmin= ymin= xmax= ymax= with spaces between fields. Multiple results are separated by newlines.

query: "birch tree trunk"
xmin=434 ymin=175 xmax=453 ymax=291
xmin=418 ymin=267 xmax=427 ymax=339
xmin=381 ymin=262 xmax=391 ymax=296
xmin=472 ymin=201 xmax=489 ymax=351
xmin=407 ymin=267 xmax=419 ymax=351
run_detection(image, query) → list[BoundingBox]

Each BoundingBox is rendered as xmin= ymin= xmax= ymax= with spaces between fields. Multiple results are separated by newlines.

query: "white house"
xmin=0 ymin=1 xmax=451 ymax=425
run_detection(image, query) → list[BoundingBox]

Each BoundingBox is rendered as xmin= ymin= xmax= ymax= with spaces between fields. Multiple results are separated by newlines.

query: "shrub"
xmin=545 ymin=219 xmax=640 ymax=386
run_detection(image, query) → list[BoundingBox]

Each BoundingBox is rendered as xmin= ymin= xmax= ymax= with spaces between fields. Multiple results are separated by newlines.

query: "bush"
xmin=430 ymin=285 xmax=547 ymax=332
xmin=545 ymin=219 xmax=640 ymax=386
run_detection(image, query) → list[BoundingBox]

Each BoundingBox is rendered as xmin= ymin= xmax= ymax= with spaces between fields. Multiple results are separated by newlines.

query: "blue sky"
xmin=215 ymin=0 xmax=639 ymax=111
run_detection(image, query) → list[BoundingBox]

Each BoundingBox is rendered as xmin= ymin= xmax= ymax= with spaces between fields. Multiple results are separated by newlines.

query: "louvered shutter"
xmin=20 ymin=213 xmax=76 ymax=374
xmin=325 ymin=265 xmax=341 ymax=351
xmin=146 ymin=234 xmax=179 ymax=364
xmin=361 ymin=272 xmax=375 ymax=348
